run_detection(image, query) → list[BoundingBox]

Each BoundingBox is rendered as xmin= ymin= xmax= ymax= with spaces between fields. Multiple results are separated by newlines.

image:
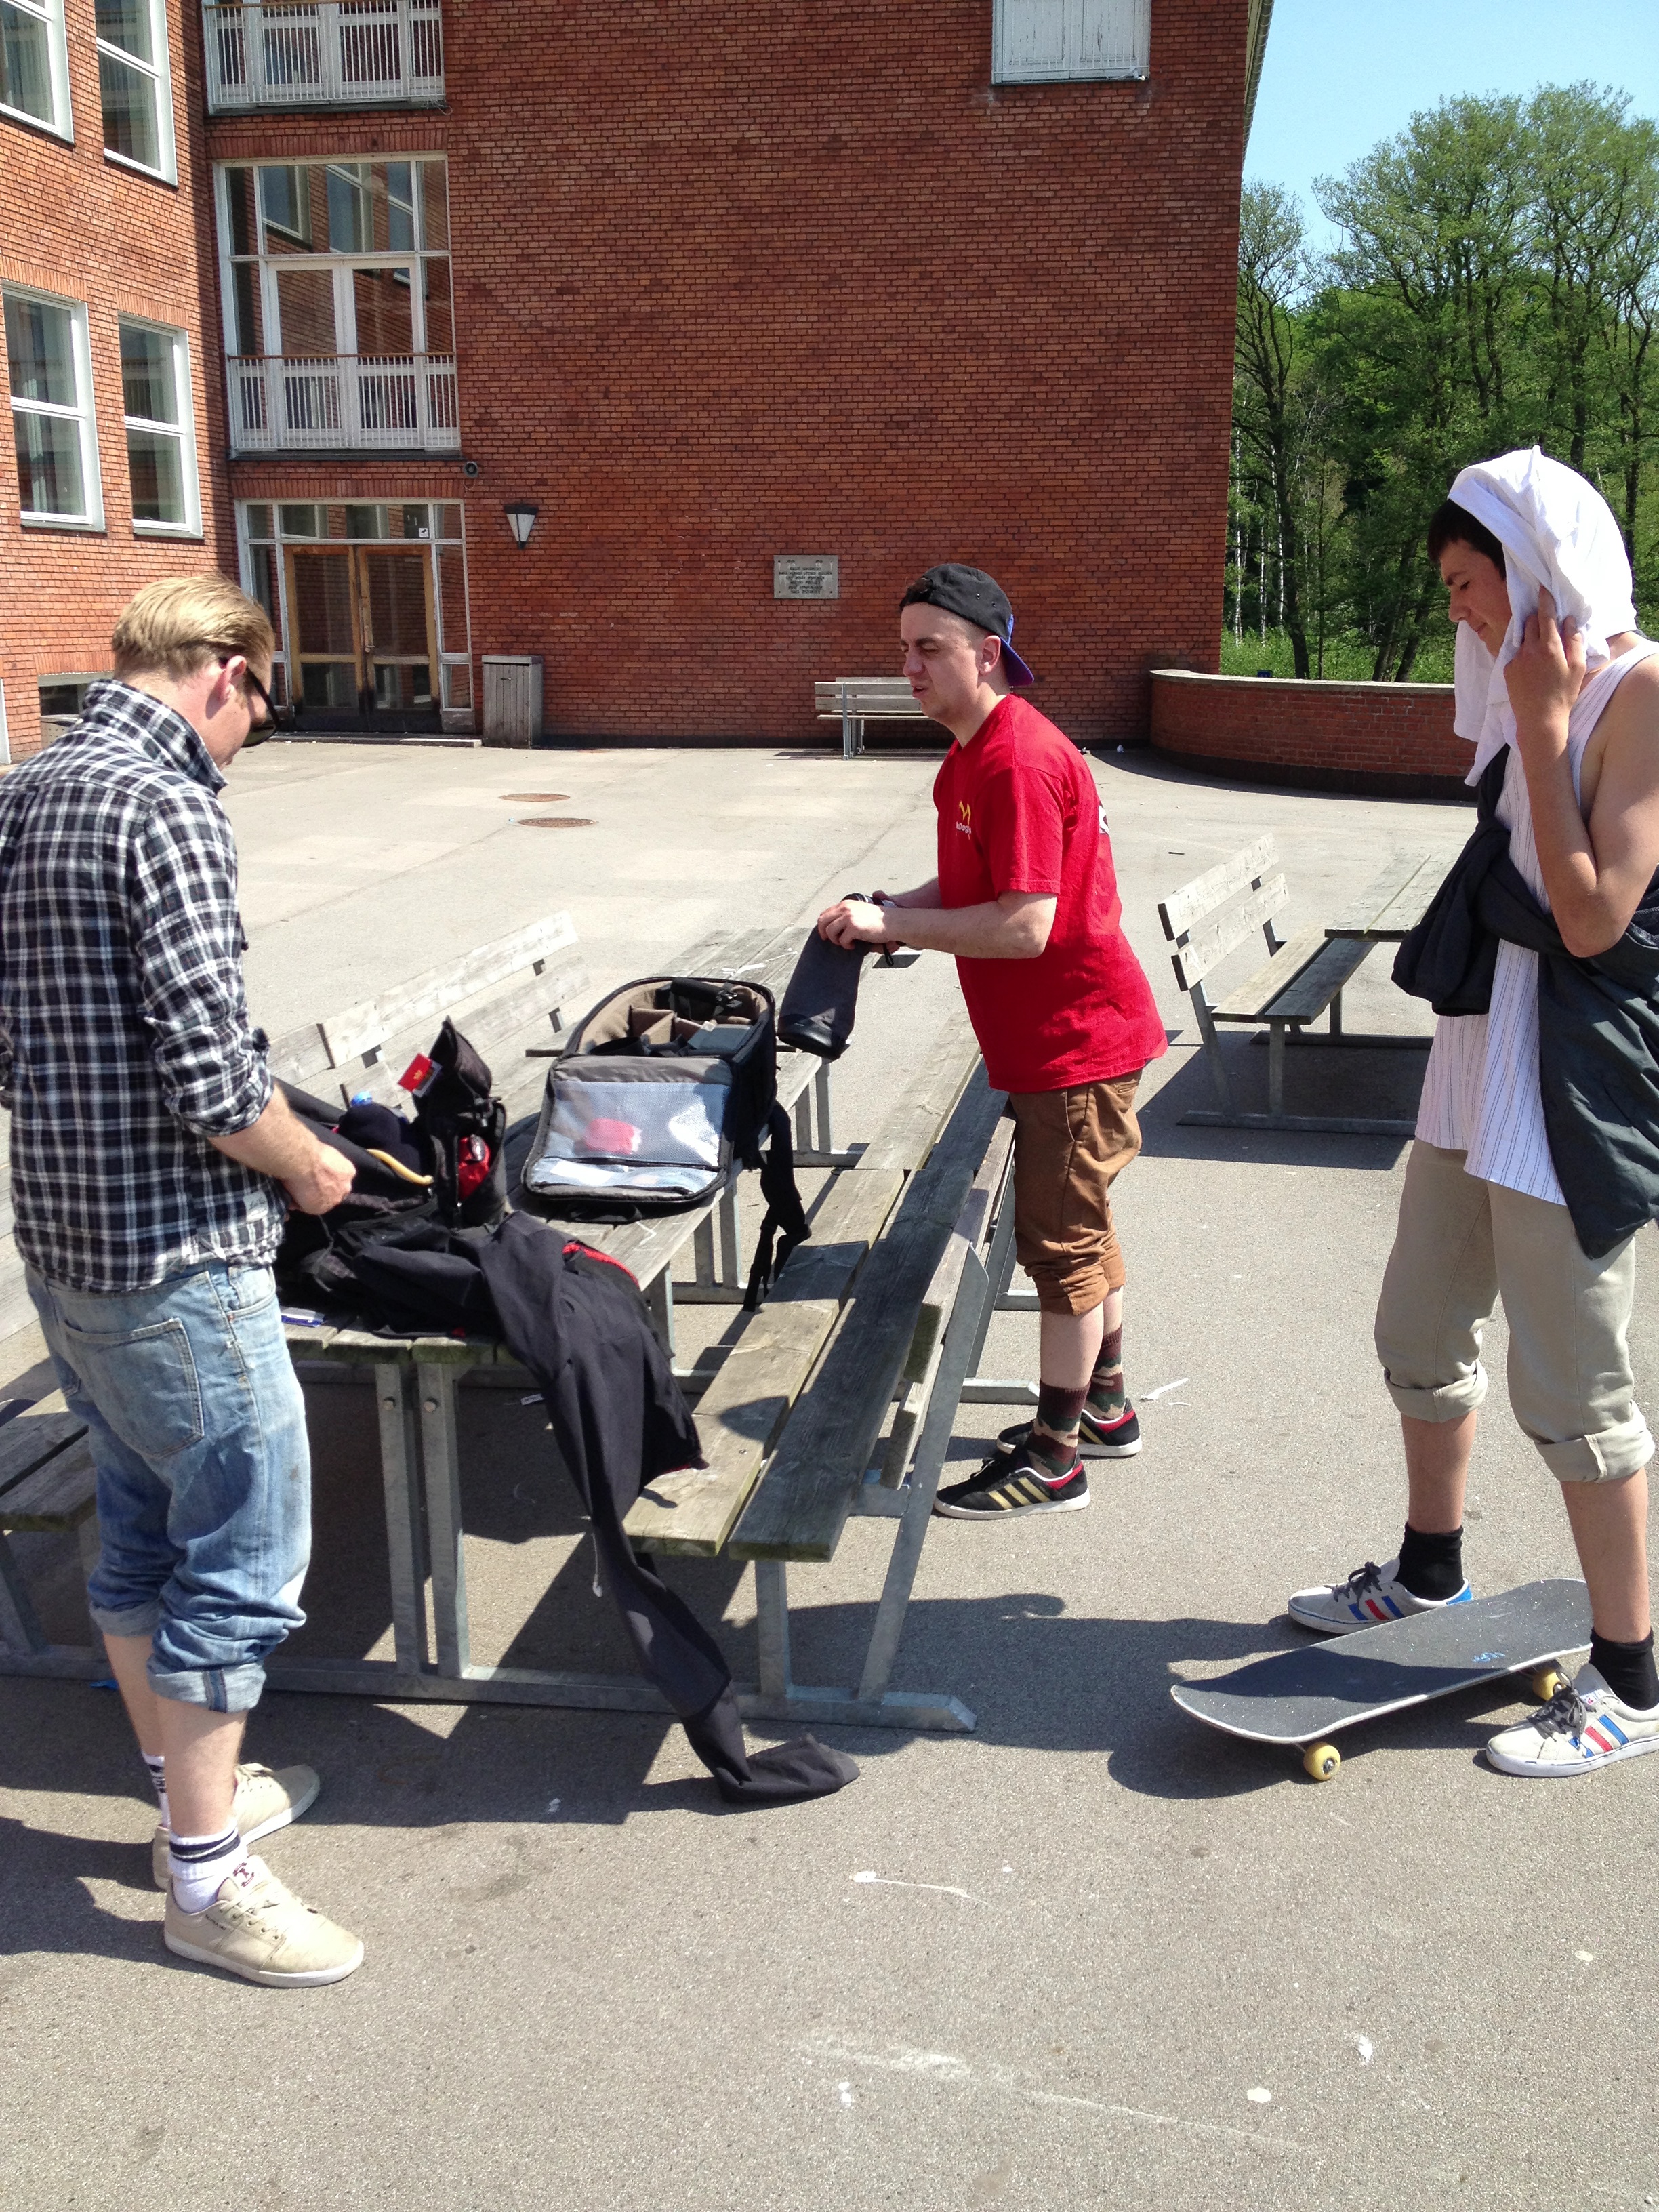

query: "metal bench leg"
xmin=647 ymin=1270 xmax=675 ymax=1355
xmin=1330 ymin=989 xmax=1344 ymax=1038
xmin=755 ymin=1558 xmax=792 ymax=1698
xmin=815 ymin=1061 xmax=834 ymax=1155
xmin=418 ymin=1363 xmax=470 ymax=1678
xmin=1268 ymin=1020 xmax=1288 ymax=1118
xmin=0 ymin=1532 xmax=49 ymax=1656
xmin=857 ymin=1248 xmax=991 ymax=1704
xmin=1191 ymin=984 xmax=1235 ymax=1112
xmin=375 ymin=1359 xmax=428 ymax=1675
xmin=718 ymin=1182 xmax=743 ymax=1290
xmin=793 ymin=1085 xmax=814 ymax=1155
xmin=959 ymin=1160 xmax=1038 ymax=1406
xmin=76 ymin=1511 xmax=108 ymax=1671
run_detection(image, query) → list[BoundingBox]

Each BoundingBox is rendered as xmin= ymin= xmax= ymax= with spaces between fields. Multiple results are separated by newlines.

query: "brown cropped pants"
xmin=1007 ymin=1070 xmax=1144 ymax=1316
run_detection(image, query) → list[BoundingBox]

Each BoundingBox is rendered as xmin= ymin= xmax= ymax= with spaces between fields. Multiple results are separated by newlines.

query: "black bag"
xmin=274 ymin=1018 xmax=508 ymax=1322
xmin=517 ymin=975 xmax=810 ymax=1305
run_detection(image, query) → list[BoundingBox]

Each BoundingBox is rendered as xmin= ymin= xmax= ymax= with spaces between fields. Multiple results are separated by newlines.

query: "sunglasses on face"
xmin=189 ymin=647 xmax=297 ymax=743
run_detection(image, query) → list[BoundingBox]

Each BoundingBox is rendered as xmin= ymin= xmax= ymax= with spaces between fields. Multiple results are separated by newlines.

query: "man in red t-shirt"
xmin=820 ymin=565 xmax=1166 ymax=1519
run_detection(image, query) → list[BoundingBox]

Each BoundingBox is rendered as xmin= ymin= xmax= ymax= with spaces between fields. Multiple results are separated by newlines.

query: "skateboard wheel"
xmin=1303 ymin=1742 xmax=1340 ymax=1781
xmin=1531 ymin=1668 xmax=1567 ymax=1702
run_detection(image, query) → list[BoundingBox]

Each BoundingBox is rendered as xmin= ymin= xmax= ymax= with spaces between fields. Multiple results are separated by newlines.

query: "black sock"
xmin=1396 ymin=1522 xmax=1464 ymax=1601
xmin=1589 ymin=1630 xmax=1659 ymax=1710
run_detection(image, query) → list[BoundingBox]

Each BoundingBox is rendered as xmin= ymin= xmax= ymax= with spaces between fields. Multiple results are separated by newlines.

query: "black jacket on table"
xmin=477 ymin=1213 xmax=857 ymax=1805
xmin=1393 ymin=743 xmax=1659 ymax=1258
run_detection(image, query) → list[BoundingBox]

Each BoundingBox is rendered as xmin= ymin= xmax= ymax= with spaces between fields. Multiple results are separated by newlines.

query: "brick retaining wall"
xmin=1149 ymin=669 xmax=1471 ymax=800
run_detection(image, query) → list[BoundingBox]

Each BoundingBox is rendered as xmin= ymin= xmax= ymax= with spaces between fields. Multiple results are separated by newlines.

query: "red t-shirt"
xmin=931 ymin=695 xmax=1166 ymax=1094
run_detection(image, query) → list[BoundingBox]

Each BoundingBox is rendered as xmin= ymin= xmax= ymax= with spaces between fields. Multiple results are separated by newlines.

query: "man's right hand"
xmin=283 ymin=1139 xmax=356 ymax=1217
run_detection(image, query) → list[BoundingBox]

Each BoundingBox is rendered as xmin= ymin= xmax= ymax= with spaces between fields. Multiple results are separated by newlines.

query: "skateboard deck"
xmin=1172 ymin=1580 xmax=1591 ymax=1774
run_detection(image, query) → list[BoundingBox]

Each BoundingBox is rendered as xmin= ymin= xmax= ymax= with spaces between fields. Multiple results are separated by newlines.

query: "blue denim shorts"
xmin=28 ymin=1261 xmax=311 ymax=1713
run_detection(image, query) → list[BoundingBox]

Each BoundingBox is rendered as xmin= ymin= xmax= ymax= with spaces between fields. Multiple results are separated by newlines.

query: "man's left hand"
xmin=818 ymin=897 xmax=902 ymax=950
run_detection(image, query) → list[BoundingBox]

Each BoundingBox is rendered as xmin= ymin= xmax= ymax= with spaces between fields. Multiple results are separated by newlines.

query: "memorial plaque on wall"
xmin=774 ymin=555 xmax=840 ymax=600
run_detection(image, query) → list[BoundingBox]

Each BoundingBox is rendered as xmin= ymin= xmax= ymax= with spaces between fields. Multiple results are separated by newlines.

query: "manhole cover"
xmin=500 ymin=792 xmax=570 ymax=801
xmin=515 ymin=815 xmax=595 ymax=827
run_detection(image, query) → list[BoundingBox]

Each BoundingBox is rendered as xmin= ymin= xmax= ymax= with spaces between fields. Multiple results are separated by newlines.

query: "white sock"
xmin=169 ymin=1824 xmax=248 ymax=1914
xmin=142 ymin=1751 xmax=169 ymax=1834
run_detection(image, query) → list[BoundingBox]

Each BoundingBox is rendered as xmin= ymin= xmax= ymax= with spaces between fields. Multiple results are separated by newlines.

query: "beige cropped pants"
xmin=1374 ymin=1141 xmax=1652 ymax=1483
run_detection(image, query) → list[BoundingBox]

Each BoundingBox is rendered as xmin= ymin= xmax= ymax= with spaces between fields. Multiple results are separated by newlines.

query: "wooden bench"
xmin=1158 ymin=833 xmax=1382 ymax=1131
xmin=0 ymin=1408 xmax=102 ymax=1675
xmin=815 ymin=677 xmax=929 ymax=760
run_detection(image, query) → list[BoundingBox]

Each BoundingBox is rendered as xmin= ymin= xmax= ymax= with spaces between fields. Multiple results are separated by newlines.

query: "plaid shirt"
xmin=0 ymin=681 xmax=280 ymax=1292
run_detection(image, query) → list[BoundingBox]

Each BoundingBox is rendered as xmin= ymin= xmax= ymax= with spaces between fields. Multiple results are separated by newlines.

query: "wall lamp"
xmin=504 ymin=501 xmax=539 ymax=549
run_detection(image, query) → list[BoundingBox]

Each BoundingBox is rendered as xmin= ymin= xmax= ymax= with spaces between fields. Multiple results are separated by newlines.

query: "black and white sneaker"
xmin=989 ymin=1409 xmax=1141 ymax=1464
xmin=933 ymin=1437 xmax=1090 ymax=1519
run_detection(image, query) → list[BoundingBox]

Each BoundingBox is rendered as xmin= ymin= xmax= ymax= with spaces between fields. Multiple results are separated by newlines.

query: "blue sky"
xmin=1247 ymin=0 xmax=1659 ymax=253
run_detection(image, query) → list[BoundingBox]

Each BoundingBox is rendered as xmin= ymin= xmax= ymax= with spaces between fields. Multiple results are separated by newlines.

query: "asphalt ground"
xmin=3 ymin=738 xmax=1655 ymax=2212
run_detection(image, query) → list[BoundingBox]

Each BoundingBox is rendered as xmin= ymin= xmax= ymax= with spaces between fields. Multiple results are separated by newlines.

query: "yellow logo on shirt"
xmin=956 ymin=799 xmax=973 ymax=836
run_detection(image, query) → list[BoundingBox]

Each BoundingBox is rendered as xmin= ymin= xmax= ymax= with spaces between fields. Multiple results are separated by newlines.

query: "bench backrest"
xmin=814 ymin=679 xmax=926 ymax=718
xmin=1157 ymin=834 xmax=1288 ymax=994
xmin=268 ymin=912 xmax=588 ymax=1115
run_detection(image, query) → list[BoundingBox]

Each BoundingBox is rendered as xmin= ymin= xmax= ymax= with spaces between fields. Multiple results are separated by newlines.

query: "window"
xmin=96 ymin=0 xmax=174 ymax=180
xmin=992 ymin=0 xmax=1149 ymax=83
xmin=4 ymin=288 xmax=101 ymax=528
xmin=219 ymin=159 xmax=451 ymax=360
xmin=0 ymin=0 xmax=70 ymax=138
xmin=119 ymin=317 xmax=200 ymax=535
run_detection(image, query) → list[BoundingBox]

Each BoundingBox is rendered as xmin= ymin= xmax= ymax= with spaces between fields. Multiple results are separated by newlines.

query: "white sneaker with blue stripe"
xmin=1486 ymin=1663 xmax=1659 ymax=1777
xmin=1286 ymin=1557 xmax=1473 ymax=1635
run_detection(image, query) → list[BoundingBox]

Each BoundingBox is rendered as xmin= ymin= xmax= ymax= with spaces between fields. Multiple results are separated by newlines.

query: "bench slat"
xmin=729 ymin=1069 xmax=1007 ymax=1563
xmin=1158 ymin=833 xmax=1278 ymax=941
xmin=854 ymin=1007 xmax=983 ymax=1176
xmin=1326 ymin=850 xmax=1428 ymax=937
xmin=0 ymin=1410 xmax=85 ymax=1495
xmin=1257 ymin=935 xmax=1374 ymax=1024
xmin=1367 ymin=853 xmax=1452 ymax=938
xmin=321 ymin=913 xmax=578 ymax=1066
xmin=332 ymin=959 xmax=590 ymax=1110
xmin=1210 ymin=927 xmax=1370 ymax=1023
xmin=0 ymin=1436 xmax=97 ymax=1529
xmin=1170 ymin=874 xmax=1290 ymax=992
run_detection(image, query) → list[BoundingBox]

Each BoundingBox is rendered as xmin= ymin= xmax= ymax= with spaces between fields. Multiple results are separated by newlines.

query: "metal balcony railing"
xmin=228 ymin=354 xmax=460 ymax=452
xmin=203 ymin=0 xmax=443 ymax=110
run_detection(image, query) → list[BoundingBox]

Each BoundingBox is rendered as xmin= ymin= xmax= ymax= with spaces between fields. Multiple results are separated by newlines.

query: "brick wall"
xmin=439 ymin=0 xmax=1247 ymax=746
xmin=1150 ymin=670 xmax=1473 ymax=799
xmin=0 ymin=0 xmax=232 ymax=760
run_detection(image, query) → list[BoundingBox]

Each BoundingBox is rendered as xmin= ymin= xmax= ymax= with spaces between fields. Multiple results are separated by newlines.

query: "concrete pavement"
xmin=3 ymin=739 xmax=1653 ymax=2212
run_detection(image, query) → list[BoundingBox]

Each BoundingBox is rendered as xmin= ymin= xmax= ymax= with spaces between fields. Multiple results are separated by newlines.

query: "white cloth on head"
xmin=1448 ymin=446 xmax=1638 ymax=785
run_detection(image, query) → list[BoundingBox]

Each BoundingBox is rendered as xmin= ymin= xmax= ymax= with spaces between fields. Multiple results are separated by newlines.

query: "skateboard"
xmin=1171 ymin=1578 xmax=1592 ymax=1780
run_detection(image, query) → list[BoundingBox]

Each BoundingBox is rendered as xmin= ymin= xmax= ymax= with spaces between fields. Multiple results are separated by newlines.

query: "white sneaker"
xmin=1287 ymin=1557 xmax=1473 ymax=1635
xmin=1486 ymin=1664 xmax=1659 ymax=1778
xmin=163 ymin=1855 xmax=364 ymax=1986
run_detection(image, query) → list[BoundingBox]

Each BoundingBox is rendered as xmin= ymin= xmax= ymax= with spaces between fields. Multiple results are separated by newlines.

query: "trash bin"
xmin=481 ymin=655 xmax=544 ymax=747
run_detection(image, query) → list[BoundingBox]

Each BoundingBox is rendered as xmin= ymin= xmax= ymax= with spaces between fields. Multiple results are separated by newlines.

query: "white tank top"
xmin=1416 ymin=637 xmax=1659 ymax=1201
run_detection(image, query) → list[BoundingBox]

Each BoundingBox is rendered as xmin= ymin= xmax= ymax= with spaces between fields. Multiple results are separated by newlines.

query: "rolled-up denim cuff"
xmin=146 ymin=1657 xmax=266 ymax=1714
xmin=89 ymin=1598 xmax=163 ymax=1639
xmin=1382 ymin=1366 xmax=1488 ymax=1422
xmin=1534 ymin=1412 xmax=1654 ymax=1486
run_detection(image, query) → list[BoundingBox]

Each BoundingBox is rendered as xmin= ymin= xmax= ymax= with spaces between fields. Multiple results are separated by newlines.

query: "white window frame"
xmin=0 ymin=0 xmax=73 ymax=141
xmin=4 ymin=285 xmax=104 ymax=531
xmin=216 ymin=158 xmax=449 ymax=361
xmin=991 ymin=0 xmax=1150 ymax=85
xmin=119 ymin=314 xmax=201 ymax=538
xmin=96 ymin=0 xmax=176 ymax=184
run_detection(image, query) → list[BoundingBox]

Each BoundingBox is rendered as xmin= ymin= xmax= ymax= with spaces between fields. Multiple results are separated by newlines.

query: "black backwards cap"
xmin=899 ymin=562 xmax=1036 ymax=685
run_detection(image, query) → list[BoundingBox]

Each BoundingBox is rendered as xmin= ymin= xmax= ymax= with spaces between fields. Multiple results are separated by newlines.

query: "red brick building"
xmin=3 ymin=0 xmax=1269 ymax=758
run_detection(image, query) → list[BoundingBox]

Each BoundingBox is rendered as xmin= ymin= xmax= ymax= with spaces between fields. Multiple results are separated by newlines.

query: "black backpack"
xmin=517 ymin=975 xmax=809 ymax=1305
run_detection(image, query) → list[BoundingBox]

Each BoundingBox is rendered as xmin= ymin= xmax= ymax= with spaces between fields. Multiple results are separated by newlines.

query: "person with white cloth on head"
xmin=1288 ymin=447 xmax=1659 ymax=1778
